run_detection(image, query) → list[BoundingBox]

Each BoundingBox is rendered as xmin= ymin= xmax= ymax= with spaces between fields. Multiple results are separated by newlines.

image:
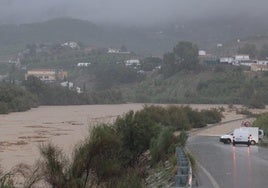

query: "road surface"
xmin=187 ymin=135 xmax=268 ymax=188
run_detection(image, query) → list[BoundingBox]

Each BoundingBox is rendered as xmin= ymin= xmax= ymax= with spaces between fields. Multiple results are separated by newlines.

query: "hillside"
xmin=122 ymin=65 xmax=268 ymax=107
xmin=1 ymin=15 xmax=268 ymax=56
xmin=0 ymin=18 xmax=175 ymax=56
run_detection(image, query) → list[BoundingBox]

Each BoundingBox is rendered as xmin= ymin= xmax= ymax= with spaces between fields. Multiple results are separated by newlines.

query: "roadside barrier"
xmin=174 ymin=147 xmax=192 ymax=188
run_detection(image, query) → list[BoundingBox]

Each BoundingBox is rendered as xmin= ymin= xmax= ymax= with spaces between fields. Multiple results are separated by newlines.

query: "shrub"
xmin=178 ymin=130 xmax=188 ymax=147
xmin=114 ymin=111 xmax=160 ymax=166
xmin=245 ymin=97 xmax=266 ymax=109
xmin=200 ymin=108 xmax=223 ymax=124
xmin=150 ymin=127 xmax=176 ymax=164
xmin=236 ymin=108 xmax=255 ymax=118
xmin=0 ymin=166 xmax=14 ymax=188
xmin=166 ymin=105 xmax=191 ymax=130
xmin=253 ymin=113 xmax=268 ymax=138
xmin=183 ymin=107 xmax=206 ymax=128
xmin=0 ymin=84 xmax=37 ymax=114
xmin=0 ymin=102 xmax=9 ymax=114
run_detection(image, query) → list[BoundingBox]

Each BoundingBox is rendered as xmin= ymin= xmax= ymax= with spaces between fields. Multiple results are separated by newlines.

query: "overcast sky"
xmin=0 ymin=0 xmax=267 ymax=25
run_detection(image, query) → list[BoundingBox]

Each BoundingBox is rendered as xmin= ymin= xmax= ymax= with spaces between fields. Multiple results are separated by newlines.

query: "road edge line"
xmin=197 ymin=160 xmax=220 ymax=188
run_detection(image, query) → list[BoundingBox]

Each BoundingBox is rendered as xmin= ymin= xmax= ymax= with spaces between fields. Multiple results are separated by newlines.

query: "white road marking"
xmin=197 ymin=161 xmax=221 ymax=188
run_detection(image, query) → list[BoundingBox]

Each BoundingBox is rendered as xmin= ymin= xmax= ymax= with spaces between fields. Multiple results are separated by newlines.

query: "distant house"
xmin=198 ymin=50 xmax=206 ymax=56
xmin=125 ymin=59 xmax=140 ymax=66
xmin=251 ymin=64 xmax=268 ymax=72
xmin=257 ymin=60 xmax=268 ymax=65
xmin=108 ymin=48 xmax=120 ymax=53
xmin=76 ymin=87 xmax=82 ymax=94
xmin=25 ymin=69 xmax=67 ymax=82
xmin=60 ymin=81 xmax=74 ymax=88
xmin=57 ymin=70 xmax=68 ymax=80
xmin=61 ymin=42 xmax=80 ymax=49
xmin=219 ymin=57 xmax=234 ymax=64
xmin=77 ymin=62 xmax=91 ymax=67
xmin=8 ymin=58 xmax=21 ymax=66
xmin=107 ymin=48 xmax=130 ymax=54
xmin=240 ymin=60 xmax=256 ymax=67
xmin=235 ymin=54 xmax=250 ymax=61
xmin=26 ymin=69 xmax=56 ymax=82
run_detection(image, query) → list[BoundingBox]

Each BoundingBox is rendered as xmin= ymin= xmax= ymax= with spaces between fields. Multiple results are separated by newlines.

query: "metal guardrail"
xmin=174 ymin=147 xmax=192 ymax=188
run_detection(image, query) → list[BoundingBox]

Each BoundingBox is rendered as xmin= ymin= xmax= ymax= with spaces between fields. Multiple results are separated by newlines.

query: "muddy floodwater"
xmin=0 ymin=103 xmax=255 ymax=171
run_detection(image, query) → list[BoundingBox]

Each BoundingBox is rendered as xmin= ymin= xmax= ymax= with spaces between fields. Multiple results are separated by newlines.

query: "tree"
xmin=173 ymin=41 xmax=199 ymax=70
xmin=162 ymin=52 xmax=175 ymax=76
xmin=162 ymin=41 xmax=199 ymax=76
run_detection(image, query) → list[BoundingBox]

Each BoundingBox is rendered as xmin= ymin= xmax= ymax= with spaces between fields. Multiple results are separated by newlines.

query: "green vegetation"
xmin=253 ymin=113 xmax=268 ymax=138
xmin=0 ymin=83 xmax=37 ymax=114
xmin=124 ymin=62 xmax=268 ymax=108
xmin=23 ymin=76 xmax=124 ymax=106
xmin=162 ymin=41 xmax=199 ymax=76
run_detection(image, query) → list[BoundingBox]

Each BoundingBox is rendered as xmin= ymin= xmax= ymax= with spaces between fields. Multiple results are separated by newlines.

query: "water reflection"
xmin=232 ymin=146 xmax=255 ymax=188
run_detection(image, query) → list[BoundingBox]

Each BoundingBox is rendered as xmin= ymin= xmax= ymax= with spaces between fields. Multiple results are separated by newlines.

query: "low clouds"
xmin=0 ymin=0 xmax=267 ymax=25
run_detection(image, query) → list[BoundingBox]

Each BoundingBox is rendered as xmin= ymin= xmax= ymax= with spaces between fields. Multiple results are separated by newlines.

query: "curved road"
xmin=187 ymin=135 xmax=268 ymax=188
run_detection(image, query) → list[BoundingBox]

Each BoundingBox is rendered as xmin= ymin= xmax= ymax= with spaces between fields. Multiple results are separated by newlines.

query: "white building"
xmin=77 ymin=62 xmax=91 ymax=67
xmin=125 ymin=59 xmax=140 ymax=66
xmin=257 ymin=60 xmax=268 ymax=65
xmin=60 ymin=81 xmax=74 ymax=89
xmin=220 ymin=57 xmax=234 ymax=64
xmin=61 ymin=42 xmax=79 ymax=49
xmin=251 ymin=64 xmax=268 ymax=72
xmin=235 ymin=54 xmax=250 ymax=61
xmin=108 ymin=48 xmax=120 ymax=53
xmin=198 ymin=50 xmax=206 ymax=56
xmin=76 ymin=87 xmax=82 ymax=94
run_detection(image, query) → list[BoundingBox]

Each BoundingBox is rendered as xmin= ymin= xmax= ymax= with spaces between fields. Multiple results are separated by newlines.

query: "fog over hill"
xmin=1 ymin=0 xmax=268 ymax=55
xmin=0 ymin=0 xmax=268 ymax=26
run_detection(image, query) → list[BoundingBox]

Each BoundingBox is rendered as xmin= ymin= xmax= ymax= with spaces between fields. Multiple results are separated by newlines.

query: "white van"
xmin=233 ymin=128 xmax=251 ymax=146
xmin=219 ymin=131 xmax=233 ymax=144
xmin=240 ymin=127 xmax=264 ymax=145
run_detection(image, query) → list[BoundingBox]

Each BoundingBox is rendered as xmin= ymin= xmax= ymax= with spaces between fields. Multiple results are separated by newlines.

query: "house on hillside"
xmin=235 ymin=54 xmax=250 ymax=61
xmin=198 ymin=50 xmax=206 ymax=56
xmin=251 ymin=64 xmax=268 ymax=72
xmin=25 ymin=69 xmax=67 ymax=82
xmin=107 ymin=48 xmax=130 ymax=54
xmin=125 ymin=59 xmax=140 ymax=66
xmin=257 ymin=60 xmax=268 ymax=65
xmin=60 ymin=81 xmax=74 ymax=88
xmin=108 ymin=48 xmax=120 ymax=53
xmin=219 ymin=57 xmax=234 ymax=64
xmin=77 ymin=62 xmax=91 ymax=67
xmin=26 ymin=69 xmax=56 ymax=82
xmin=61 ymin=42 xmax=80 ymax=49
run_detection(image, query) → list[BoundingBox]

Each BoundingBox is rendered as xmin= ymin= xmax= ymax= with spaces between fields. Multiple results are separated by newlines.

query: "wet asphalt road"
xmin=187 ymin=136 xmax=268 ymax=188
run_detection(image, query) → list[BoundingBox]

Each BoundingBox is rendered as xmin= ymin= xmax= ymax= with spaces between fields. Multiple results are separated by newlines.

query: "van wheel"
xmin=250 ymin=140 xmax=256 ymax=145
xmin=226 ymin=139 xmax=231 ymax=144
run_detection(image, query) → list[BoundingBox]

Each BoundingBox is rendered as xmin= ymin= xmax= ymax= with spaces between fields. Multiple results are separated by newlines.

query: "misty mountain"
xmin=1 ymin=16 xmax=268 ymax=56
